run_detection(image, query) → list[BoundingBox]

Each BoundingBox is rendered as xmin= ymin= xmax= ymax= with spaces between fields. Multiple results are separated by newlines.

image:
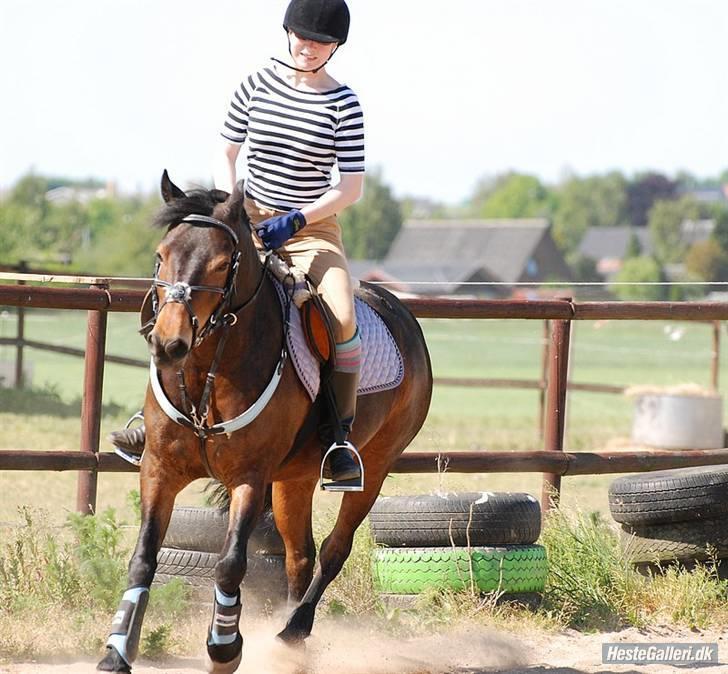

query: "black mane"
xmin=152 ymin=188 xmax=229 ymax=230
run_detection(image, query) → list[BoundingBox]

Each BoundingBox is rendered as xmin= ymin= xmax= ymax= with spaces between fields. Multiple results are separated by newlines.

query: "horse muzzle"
xmin=148 ymin=332 xmax=191 ymax=368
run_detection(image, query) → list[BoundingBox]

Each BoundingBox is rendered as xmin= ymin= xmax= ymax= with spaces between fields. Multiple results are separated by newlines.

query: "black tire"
xmin=608 ymin=465 xmax=728 ymax=526
xmin=162 ymin=506 xmax=285 ymax=555
xmin=368 ymin=492 xmax=541 ymax=547
xmin=155 ymin=547 xmax=287 ymax=603
xmin=620 ymin=517 xmax=728 ymax=563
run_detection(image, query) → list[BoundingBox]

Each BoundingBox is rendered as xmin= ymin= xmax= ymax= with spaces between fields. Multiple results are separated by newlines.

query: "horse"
xmin=97 ymin=171 xmax=433 ymax=673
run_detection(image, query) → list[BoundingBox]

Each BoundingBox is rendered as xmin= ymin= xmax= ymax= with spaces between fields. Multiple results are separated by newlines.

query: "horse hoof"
xmin=275 ymin=627 xmax=308 ymax=648
xmin=96 ymin=645 xmax=131 ymax=672
xmin=206 ymin=633 xmax=243 ymax=674
xmin=204 ymin=650 xmax=242 ymax=674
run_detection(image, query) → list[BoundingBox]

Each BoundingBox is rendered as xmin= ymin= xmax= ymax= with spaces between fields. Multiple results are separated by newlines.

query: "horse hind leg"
xmin=276 ymin=464 xmax=388 ymax=645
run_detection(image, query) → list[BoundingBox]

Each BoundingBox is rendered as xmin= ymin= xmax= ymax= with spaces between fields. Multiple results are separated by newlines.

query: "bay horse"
xmin=97 ymin=172 xmax=432 ymax=673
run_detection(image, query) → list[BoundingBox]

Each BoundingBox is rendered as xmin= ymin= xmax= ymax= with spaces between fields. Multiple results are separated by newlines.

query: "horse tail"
xmin=203 ymin=481 xmax=276 ymax=533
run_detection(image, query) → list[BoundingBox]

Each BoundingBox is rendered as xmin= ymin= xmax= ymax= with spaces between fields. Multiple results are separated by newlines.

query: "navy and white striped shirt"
xmin=221 ymin=64 xmax=365 ymax=212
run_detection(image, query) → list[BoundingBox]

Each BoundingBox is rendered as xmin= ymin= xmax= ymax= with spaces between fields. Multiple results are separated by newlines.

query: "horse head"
xmin=146 ymin=170 xmax=253 ymax=368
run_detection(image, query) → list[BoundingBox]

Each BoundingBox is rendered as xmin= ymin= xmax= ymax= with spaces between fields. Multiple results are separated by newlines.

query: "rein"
xmin=146 ymin=212 xmax=294 ymax=479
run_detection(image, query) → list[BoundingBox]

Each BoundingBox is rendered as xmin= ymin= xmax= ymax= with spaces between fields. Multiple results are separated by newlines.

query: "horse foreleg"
xmin=276 ymin=469 xmax=386 ymax=645
xmin=272 ymin=478 xmax=318 ymax=605
xmin=205 ymin=480 xmax=265 ymax=674
xmin=97 ymin=470 xmax=182 ymax=673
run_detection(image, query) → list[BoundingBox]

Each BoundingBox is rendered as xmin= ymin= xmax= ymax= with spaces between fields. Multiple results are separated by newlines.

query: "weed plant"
xmin=0 ymin=505 xmax=190 ymax=659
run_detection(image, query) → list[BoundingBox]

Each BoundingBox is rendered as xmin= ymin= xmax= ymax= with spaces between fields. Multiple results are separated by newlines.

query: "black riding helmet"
xmin=283 ymin=0 xmax=350 ymax=45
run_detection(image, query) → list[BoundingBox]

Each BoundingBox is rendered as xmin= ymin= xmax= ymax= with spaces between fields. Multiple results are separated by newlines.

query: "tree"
xmin=612 ymin=256 xmax=664 ymax=300
xmin=624 ymin=231 xmax=642 ymax=259
xmin=711 ymin=209 xmax=728 ymax=252
xmin=647 ymin=196 xmax=701 ymax=264
xmin=626 ymin=172 xmax=677 ymax=227
xmin=552 ymin=172 xmax=628 ymax=254
xmin=566 ymin=252 xmax=602 ymax=282
xmin=339 ymin=170 xmax=402 ymax=260
xmin=470 ymin=172 xmax=553 ymax=219
xmin=685 ymin=239 xmax=728 ymax=282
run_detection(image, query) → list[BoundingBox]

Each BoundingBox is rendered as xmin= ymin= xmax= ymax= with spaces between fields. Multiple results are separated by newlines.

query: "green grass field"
xmin=0 ymin=309 xmax=725 ymax=525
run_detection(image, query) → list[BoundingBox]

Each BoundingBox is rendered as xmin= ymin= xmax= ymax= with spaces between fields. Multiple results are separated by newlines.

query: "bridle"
xmin=144 ymin=214 xmax=247 ymax=347
xmin=144 ymin=212 xmax=293 ymax=480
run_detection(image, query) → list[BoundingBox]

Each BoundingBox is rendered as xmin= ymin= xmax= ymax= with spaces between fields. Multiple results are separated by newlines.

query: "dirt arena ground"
xmin=1 ymin=624 xmax=724 ymax=673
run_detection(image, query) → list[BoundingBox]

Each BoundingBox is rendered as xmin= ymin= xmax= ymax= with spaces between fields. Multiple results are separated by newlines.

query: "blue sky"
xmin=1 ymin=0 xmax=727 ymax=203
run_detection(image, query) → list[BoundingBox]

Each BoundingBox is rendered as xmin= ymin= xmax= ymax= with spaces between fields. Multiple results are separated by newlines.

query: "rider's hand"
xmin=256 ymin=210 xmax=306 ymax=250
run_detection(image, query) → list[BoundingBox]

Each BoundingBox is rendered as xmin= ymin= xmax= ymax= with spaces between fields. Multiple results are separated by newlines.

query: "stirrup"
xmin=113 ymin=411 xmax=145 ymax=467
xmin=320 ymin=441 xmax=364 ymax=492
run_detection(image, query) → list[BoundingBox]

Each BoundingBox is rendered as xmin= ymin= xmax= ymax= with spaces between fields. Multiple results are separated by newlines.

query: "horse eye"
xmin=214 ymin=261 xmax=230 ymax=274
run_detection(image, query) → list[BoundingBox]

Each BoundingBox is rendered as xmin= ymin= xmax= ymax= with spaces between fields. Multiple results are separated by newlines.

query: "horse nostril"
xmin=165 ymin=338 xmax=189 ymax=361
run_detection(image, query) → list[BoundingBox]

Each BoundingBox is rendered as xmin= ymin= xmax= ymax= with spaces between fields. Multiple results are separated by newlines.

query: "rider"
xmin=111 ymin=0 xmax=364 ymax=485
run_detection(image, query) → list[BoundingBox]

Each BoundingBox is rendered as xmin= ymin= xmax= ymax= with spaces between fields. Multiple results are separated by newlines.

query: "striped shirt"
xmin=221 ymin=63 xmax=365 ymax=212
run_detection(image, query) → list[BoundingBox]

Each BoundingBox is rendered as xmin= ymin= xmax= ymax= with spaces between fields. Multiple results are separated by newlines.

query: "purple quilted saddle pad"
xmin=274 ymin=280 xmax=404 ymax=401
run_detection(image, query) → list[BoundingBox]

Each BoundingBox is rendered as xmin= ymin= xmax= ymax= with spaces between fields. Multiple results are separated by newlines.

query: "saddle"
xmin=299 ymin=278 xmax=337 ymax=382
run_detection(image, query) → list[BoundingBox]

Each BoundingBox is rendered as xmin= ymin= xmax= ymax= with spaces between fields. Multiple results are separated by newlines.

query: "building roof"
xmin=578 ymin=226 xmax=653 ymax=260
xmin=385 ymin=218 xmax=551 ymax=284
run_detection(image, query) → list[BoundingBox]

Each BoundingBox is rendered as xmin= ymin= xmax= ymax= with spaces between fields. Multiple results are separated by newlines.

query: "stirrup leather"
xmin=113 ymin=411 xmax=145 ymax=467
xmin=320 ymin=441 xmax=364 ymax=492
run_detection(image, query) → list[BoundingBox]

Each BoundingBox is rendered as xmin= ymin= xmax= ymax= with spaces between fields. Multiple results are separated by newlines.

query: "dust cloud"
xmin=238 ymin=616 xmax=526 ymax=674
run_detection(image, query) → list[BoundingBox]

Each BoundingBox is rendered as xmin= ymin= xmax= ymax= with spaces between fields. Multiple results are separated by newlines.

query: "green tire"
xmin=373 ymin=545 xmax=548 ymax=594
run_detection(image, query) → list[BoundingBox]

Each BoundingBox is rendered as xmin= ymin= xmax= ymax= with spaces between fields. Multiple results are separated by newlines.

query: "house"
xmin=353 ymin=219 xmax=572 ymax=297
xmin=578 ymin=221 xmax=715 ymax=279
xmin=578 ymin=226 xmax=653 ymax=276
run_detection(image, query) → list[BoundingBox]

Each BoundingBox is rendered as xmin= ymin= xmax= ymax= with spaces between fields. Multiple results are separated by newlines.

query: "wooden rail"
xmin=1 ymin=279 xmax=727 ymax=517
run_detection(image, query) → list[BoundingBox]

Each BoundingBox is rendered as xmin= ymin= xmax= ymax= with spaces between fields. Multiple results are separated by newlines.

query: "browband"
xmin=181 ymin=214 xmax=239 ymax=246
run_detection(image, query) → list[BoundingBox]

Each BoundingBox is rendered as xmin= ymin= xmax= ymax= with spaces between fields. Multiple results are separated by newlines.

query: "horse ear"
xmin=160 ymin=170 xmax=186 ymax=203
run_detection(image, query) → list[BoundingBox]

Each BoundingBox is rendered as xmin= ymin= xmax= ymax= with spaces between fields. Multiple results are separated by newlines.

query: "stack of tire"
xmin=155 ymin=506 xmax=288 ymax=608
xmin=368 ymin=492 xmax=548 ymax=604
xmin=609 ymin=466 xmax=728 ymax=572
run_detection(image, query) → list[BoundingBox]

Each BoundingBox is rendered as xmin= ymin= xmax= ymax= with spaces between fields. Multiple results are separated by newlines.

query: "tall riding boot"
xmin=109 ymin=425 xmax=146 ymax=458
xmin=321 ymin=369 xmax=361 ymax=482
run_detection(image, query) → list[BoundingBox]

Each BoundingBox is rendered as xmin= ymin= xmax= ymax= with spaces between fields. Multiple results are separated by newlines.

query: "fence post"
xmin=538 ymin=320 xmax=549 ymax=438
xmin=15 ymin=281 xmax=25 ymax=389
xmin=76 ymin=285 xmax=108 ymax=515
xmin=541 ymin=314 xmax=572 ymax=517
xmin=711 ymin=321 xmax=720 ymax=391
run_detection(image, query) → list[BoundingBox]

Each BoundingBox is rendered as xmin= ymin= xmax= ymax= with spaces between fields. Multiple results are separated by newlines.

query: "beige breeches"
xmin=244 ymin=197 xmax=357 ymax=343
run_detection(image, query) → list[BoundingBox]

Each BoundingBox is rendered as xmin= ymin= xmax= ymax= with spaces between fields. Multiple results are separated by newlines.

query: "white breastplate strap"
xmin=149 ymin=350 xmax=287 ymax=436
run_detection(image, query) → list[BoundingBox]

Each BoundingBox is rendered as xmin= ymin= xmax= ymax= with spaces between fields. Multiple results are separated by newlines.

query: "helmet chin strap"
xmin=271 ymin=37 xmax=339 ymax=74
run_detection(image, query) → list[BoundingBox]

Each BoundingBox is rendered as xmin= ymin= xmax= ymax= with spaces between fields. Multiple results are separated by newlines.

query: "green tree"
xmin=624 ymin=231 xmax=642 ymax=259
xmin=552 ymin=172 xmax=628 ymax=254
xmin=685 ymin=239 xmax=728 ymax=282
xmin=339 ymin=170 xmax=402 ymax=259
xmin=711 ymin=209 xmax=728 ymax=252
xmin=647 ymin=196 xmax=701 ymax=264
xmin=74 ymin=195 xmax=161 ymax=275
xmin=474 ymin=172 xmax=553 ymax=219
xmin=612 ymin=256 xmax=664 ymax=300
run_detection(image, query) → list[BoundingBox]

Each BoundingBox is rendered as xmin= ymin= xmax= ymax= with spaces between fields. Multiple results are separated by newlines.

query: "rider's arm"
xmin=299 ymin=173 xmax=364 ymax=223
xmin=213 ymin=140 xmax=242 ymax=194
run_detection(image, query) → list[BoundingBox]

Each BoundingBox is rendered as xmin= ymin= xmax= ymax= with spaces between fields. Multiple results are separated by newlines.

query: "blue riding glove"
xmin=256 ymin=210 xmax=306 ymax=250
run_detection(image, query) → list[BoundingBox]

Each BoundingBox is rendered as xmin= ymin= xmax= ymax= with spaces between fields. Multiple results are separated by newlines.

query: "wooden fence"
xmin=1 ymin=275 xmax=728 ymax=519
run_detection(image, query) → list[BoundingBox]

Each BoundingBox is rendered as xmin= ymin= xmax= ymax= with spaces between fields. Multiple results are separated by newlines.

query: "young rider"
xmin=111 ymin=0 xmax=364 ymax=485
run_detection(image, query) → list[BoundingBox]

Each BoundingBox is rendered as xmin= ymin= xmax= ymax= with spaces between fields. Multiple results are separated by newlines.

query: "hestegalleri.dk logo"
xmin=602 ymin=642 xmax=718 ymax=665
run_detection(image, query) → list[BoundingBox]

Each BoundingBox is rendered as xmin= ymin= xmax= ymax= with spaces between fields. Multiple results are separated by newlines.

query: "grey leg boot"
xmin=320 ymin=370 xmax=361 ymax=484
